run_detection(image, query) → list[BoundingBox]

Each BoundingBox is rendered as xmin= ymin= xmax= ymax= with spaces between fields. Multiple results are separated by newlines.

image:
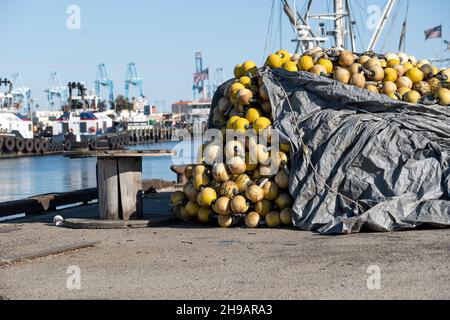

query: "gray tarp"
xmin=208 ymin=69 xmax=450 ymax=234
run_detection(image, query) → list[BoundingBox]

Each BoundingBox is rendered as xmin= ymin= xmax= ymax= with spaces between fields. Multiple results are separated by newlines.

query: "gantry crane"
xmin=125 ymin=62 xmax=143 ymax=101
xmin=44 ymin=72 xmax=68 ymax=110
xmin=212 ymin=67 xmax=226 ymax=96
xmin=193 ymin=52 xmax=209 ymax=100
xmin=94 ymin=63 xmax=114 ymax=109
xmin=10 ymin=73 xmax=32 ymax=110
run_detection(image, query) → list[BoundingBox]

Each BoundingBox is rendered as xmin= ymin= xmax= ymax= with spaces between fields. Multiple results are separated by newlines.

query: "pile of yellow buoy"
xmin=266 ymin=48 xmax=450 ymax=105
xmin=171 ymin=128 xmax=294 ymax=228
xmin=170 ymin=48 xmax=450 ymax=229
xmin=170 ymin=50 xmax=296 ymax=228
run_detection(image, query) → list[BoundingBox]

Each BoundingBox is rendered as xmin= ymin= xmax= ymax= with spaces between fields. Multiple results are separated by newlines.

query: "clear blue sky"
xmin=1 ymin=0 xmax=449 ymax=112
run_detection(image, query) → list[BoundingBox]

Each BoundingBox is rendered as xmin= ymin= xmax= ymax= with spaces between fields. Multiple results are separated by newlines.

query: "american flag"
xmin=424 ymin=25 xmax=442 ymax=40
xmin=193 ymin=68 xmax=209 ymax=85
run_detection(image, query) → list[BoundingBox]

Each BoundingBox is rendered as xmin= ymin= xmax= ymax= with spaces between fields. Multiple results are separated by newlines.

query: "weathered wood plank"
xmin=97 ymin=158 xmax=120 ymax=220
xmin=0 ymin=241 xmax=100 ymax=266
xmin=118 ymin=157 xmax=143 ymax=220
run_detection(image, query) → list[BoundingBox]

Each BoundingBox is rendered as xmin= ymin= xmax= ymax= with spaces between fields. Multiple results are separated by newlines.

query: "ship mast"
xmin=334 ymin=0 xmax=345 ymax=49
xmin=281 ymin=0 xmax=397 ymax=54
xmin=282 ymin=0 xmax=354 ymax=53
xmin=367 ymin=0 xmax=397 ymax=51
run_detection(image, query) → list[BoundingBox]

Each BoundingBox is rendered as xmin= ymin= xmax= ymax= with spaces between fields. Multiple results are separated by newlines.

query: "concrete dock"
xmin=0 ymin=192 xmax=449 ymax=300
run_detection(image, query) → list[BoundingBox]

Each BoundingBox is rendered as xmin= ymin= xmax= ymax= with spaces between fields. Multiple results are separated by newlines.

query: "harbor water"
xmin=0 ymin=140 xmax=201 ymax=202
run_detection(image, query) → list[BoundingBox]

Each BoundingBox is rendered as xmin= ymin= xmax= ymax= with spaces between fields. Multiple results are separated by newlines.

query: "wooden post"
xmin=97 ymin=157 xmax=143 ymax=220
xmin=97 ymin=158 xmax=120 ymax=220
xmin=118 ymin=157 xmax=143 ymax=220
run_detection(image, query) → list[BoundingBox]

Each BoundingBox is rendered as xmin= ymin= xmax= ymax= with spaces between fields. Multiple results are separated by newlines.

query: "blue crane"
xmin=10 ymin=73 xmax=32 ymax=111
xmin=44 ymin=72 xmax=68 ymax=110
xmin=192 ymin=52 xmax=209 ymax=100
xmin=125 ymin=62 xmax=143 ymax=101
xmin=94 ymin=63 xmax=114 ymax=109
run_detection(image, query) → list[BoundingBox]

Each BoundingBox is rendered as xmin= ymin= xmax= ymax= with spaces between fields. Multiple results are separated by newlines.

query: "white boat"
xmin=0 ymin=91 xmax=33 ymax=139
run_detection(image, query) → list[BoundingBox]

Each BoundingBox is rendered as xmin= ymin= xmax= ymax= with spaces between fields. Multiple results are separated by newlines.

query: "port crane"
xmin=44 ymin=72 xmax=68 ymax=110
xmin=212 ymin=67 xmax=226 ymax=96
xmin=94 ymin=63 xmax=114 ymax=110
xmin=193 ymin=52 xmax=209 ymax=100
xmin=10 ymin=73 xmax=32 ymax=111
xmin=125 ymin=62 xmax=143 ymax=101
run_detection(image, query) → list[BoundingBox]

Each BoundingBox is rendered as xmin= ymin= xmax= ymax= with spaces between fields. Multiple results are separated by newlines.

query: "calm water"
xmin=0 ymin=140 xmax=201 ymax=202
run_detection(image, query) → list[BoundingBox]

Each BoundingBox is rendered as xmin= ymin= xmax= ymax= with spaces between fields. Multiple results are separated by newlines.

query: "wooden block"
xmin=97 ymin=158 xmax=120 ymax=220
xmin=118 ymin=157 xmax=143 ymax=220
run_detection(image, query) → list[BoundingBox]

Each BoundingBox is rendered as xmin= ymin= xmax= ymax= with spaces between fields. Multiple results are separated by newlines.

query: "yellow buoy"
xmin=185 ymin=201 xmax=200 ymax=218
xmin=317 ymin=58 xmax=333 ymax=74
xmin=403 ymin=90 xmax=421 ymax=104
xmin=230 ymin=195 xmax=249 ymax=214
xmin=255 ymin=199 xmax=272 ymax=217
xmin=219 ymin=180 xmax=239 ymax=198
xmin=253 ymin=117 xmax=272 ymax=133
xmin=245 ymin=108 xmax=261 ymax=124
xmin=396 ymin=87 xmax=411 ymax=99
xmin=198 ymin=207 xmax=212 ymax=223
xmin=275 ymin=192 xmax=294 ymax=209
xmin=193 ymin=173 xmax=210 ymax=191
xmin=233 ymin=174 xmax=252 ymax=193
xmin=227 ymin=116 xmax=241 ymax=130
xmin=384 ymin=68 xmax=398 ymax=82
xmin=234 ymin=64 xmax=244 ymax=79
xmin=406 ymin=68 xmax=424 ymax=83
xmin=276 ymin=49 xmax=292 ymax=64
xmin=233 ymin=117 xmax=250 ymax=134
xmin=238 ymin=76 xmax=252 ymax=88
xmin=245 ymin=184 xmax=265 ymax=203
xmin=262 ymin=180 xmax=279 ymax=201
xmin=266 ymin=54 xmax=283 ymax=69
xmin=242 ymin=61 xmax=257 ymax=76
xmin=196 ymin=187 xmax=217 ymax=208
xmin=213 ymin=197 xmax=231 ymax=216
xmin=437 ymin=88 xmax=450 ymax=106
xmin=282 ymin=61 xmax=298 ymax=72
xmin=265 ymin=211 xmax=281 ymax=228
xmin=218 ymin=215 xmax=233 ymax=228
xmin=245 ymin=212 xmax=261 ymax=228
xmin=297 ymin=55 xmax=314 ymax=71
xmin=280 ymin=208 xmax=293 ymax=226
xmin=386 ymin=59 xmax=400 ymax=68
xmin=229 ymin=82 xmax=245 ymax=99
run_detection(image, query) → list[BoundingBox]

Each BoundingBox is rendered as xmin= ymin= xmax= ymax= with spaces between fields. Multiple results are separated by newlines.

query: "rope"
xmin=263 ymin=0 xmax=276 ymax=64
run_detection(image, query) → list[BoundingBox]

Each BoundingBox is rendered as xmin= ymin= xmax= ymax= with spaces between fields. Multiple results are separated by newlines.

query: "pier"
xmin=1 ymin=198 xmax=449 ymax=299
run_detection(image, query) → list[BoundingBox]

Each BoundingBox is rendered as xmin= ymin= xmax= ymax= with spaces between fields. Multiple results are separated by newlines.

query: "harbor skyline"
xmin=1 ymin=0 xmax=449 ymax=112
